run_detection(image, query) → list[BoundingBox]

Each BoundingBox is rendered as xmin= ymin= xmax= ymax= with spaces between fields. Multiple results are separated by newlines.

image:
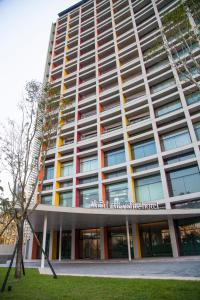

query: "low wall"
xmin=0 ymin=244 xmax=15 ymax=255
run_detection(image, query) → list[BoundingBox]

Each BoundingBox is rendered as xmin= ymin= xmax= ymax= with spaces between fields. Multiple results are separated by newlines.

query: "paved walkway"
xmin=2 ymin=257 xmax=200 ymax=280
xmin=37 ymin=257 xmax=200 ymax=280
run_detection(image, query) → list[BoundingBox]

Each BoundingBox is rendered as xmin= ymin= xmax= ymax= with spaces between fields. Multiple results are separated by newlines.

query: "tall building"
xmin=28 ymin=0 xmax=200 ymax=263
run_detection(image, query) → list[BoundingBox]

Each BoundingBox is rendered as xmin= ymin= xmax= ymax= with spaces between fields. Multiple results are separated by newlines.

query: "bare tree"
xmin=144 ymin=0 xmax=200 ymax=90
xmin=0 ymin=80 xmax=60 ymax=279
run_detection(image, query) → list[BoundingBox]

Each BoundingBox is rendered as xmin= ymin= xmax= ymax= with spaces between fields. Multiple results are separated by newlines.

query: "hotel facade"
xmin=27 ymin=0 xmax=200 ymax=263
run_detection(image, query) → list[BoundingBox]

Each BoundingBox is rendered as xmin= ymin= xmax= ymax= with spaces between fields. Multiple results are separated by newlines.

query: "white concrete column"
xmin=126 ymin=218 xmax=131 ymax=261
xmin=168 ymin=217 xmax=179 ymax=258
xmin=59 ymin=224 xmax=62 ymax=261
xmin=41 ymin=214 xmax=47 ymax=268
xmin=71 ymin=228 xmax=76 ymax=260
xmin=48 ymin=230 xmax=53 ymax=260
xmin=132 ymin=223 xmax=141 ymax=259
xmin=100 ymin=227 xmax=105 ymax=260
xmin=27 ymin=232 xmax=33 ymax=260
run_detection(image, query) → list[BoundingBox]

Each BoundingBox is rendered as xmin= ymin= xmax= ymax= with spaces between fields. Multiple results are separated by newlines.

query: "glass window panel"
xmin=59 ymin=192 xmax=72 ymax=207
xmin=80 ymin=157 xmax=98 ymax=172
xmin=135 ymin=175 xmax=163 ymax=202
xmin=41 ymin=195 xmax=52 ymax=205
xmin=105 ymin=148 xmax=125 ymax=166
xmin=186 ymin=91 xmax=200 ymax=105
xmin=61 ymin=163 xmax=73 ymax=177
xmin=155 ymin=100 xmax=182 ymax=117
xmin=165 ymin=152 xmax=195 ymax=165
xmin=161 ymin=129 xmax=191 ymax=151
xmin=45 ymin=166 xmax=54 ymax=180
xmin=132 ymin=139 xmax=156 ymax=160
xmin=135 ymin=162 xmax=159 ymax=172
xmin=106 ymin=182 xmax=128 ymax=205
xmin=194 ymin=122 xmax=200 ymax=140
xmin=151 ymin=78 xmax=176 ymax=94
xmin=80 ymin=188 xmax=98 ymax=208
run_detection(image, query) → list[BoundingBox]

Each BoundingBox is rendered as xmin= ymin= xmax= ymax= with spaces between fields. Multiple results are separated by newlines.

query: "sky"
xmin=0 ymin=0 xmax=79 ymax=195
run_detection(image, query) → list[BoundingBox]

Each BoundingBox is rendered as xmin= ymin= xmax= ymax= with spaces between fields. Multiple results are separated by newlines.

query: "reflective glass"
xmin=135 ymin=175 xmax=163 ymax=202
xmin=151 ymin=78 xmax=176 ymax=94
xmin=194 ymin=122 xmax=200 ymax=140
xmin=135 ymin=162 xmax=159 ymax=172
xmin=186 ymin=91 xmax=200 ymax=105
xmin=45 ymin=166 xmax=54 ymax=180
xmin=80 ymin=156 xmax=98 ymax=172
xmin=106 ymin=182 xmax=128 ymax=205
xmin=80 ymin=188 xmax=98 ymax=208
xmin=161 ymin=128 xmax=191 ymax=151
xmin=59 ymin=192 xmax=72 ymax=207
xmin=168 ymin=166 xmax=200 ymax=196
xmin=61 ymin=163 xmax=73 ymax=177
xmin=165 ymin=152 xmax=195 ymax=164
xmin=41 ymin=194 xmax=52 ymax=205
xmin=105 ymin=148 xmax=125 ymax=166
xmin=132 ymin=139 xmax=156 ymax=160
xmin=155 ymin=100 xmax=182 ymax=117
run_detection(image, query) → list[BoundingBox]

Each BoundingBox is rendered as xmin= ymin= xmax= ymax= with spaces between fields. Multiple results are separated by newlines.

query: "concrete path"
xmin=2 ymin=257 xmax=200 ymax=280
xmin=37 ymin=257 xmax=200 ymax=280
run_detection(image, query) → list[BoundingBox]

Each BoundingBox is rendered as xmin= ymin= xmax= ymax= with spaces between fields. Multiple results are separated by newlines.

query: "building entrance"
xmin=139 ymin=222 xmax=172 ymax=257
xmin=79 ymin=229 xmax=100 ymax=259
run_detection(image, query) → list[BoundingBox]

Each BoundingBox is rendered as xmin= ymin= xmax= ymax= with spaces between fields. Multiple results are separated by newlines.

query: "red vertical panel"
xmin=104 ymin=227 xmax=109 ymax=259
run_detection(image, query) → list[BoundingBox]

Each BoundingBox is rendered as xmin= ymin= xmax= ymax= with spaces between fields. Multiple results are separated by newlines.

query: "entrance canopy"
xmin=28 ymin=204 xmax=200 ymax=231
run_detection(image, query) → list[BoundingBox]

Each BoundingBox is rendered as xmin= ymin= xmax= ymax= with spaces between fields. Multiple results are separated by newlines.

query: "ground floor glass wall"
xmin=139 ymin=222 xmax=172 ymax=257
xmin=79 ymin=229 xmax=100 ymax=259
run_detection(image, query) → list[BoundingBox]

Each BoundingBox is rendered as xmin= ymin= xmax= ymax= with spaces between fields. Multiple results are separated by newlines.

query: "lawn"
xmin=0 ymin=268 xmax=200 ymax=300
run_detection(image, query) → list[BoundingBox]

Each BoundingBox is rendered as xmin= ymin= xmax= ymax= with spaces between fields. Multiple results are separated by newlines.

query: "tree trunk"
xmin=14 ymin=221 xmax=24 ymax=279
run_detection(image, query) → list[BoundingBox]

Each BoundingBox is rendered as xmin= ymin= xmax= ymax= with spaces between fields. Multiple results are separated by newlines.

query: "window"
xmin=155 ymin=100 xmax=182 ymax=117
xmin=44 ymin=166 xmax=54 ymax=180
xmin=179 ymin=66 xmax=199 ymax=81
xmin=134 ymin=162 xmax=159 ymax=172
xmin=106 ymin=182 xmax=128 ymax=205
xmin=42 ymin=184 xmax=53 ymax=191
xmin=41 ymin=194 xmax=52 ymax=205
xmin=106 ymin=170 xmax=127 ymax=179
xmin=80 ymin=187 xmax=98 ymax=208
xmin=161 ymin=128 xmax=191 ymax=151
xmin=173 ymin=43 xmax=199 ymax=59
xmin=132 ymin=139 xmax=156 ymax=160
xmin=80 ymin=156 xmax=98 ymax=172
xmin=59 ymin=192 xmax=72 ymax=207
xmin=135 ymin=175 xmax=163 ymax=202
xmin=60 ymin=181 xmax=72 ymax=188
xmin=79 ymin=176 xmax=98 ymax=184
xmin=165 ymin=152 xmax=195 ymax=165
xmin=167 ymin=166 xmax=200 ymax=197
xmin=186 ymin=91 xmax=200 ymax=105
xmin=105 ymin=148 xmax=125 ymax=166
xmin=194 ymin=122 xmax=200 ymax=140
xmin=61 ymin=162 xmax=73 ymax=177
xmin=151 ymin=78 xmax=176 ymax=94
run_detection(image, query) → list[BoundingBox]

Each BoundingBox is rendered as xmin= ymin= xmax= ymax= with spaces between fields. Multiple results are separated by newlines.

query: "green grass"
xmin=0 ymin=268 xmax=200 ymax=300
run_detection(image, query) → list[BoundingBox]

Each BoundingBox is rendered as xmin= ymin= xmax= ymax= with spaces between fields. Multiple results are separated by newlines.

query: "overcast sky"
xmin=0 ymin=0 xmax=79 ymax=195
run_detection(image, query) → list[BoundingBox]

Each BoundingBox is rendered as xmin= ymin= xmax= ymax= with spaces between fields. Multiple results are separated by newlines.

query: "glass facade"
xmin=79 ymin=229 xmax=100 ymax=259
xmin=80 ymin=156 xmax=98 ymax=172
xmin=45 ymin=166 xmax=54 ymax=180
xmin=61 ymin=162 xmax=73 ymax=177
xmin=59 ymin=192 xmax=72 ymax=207
xmin=80 ymin=187 xmax=98 ymax=208
xmin=186 ymin=91 xmax=200 ymax=105
xmin=139 ymin=222 xmax=172 ymax=257
xmin=167 ymin=165 xmax=200 ymax=197
xmin=105 ymin=148 xmax=126 ymax=166
xmin=155 ymin=100 xmax=182 ymax=117
xmin=132 ymin=139 xmax=156 ymax=160
xmin=176 ymin=218 xmax=200 ymax=256
xmin=164 ymin=152 xmax=195 ymax=165
xmin=194 ymin=122 xmax=200 ymax=140
xmin=108 ymin=227 xmax=133 ymax=259
xmin=61 ymin=231 xmax=71 ymax=259
xmin=41 ymin=194 xmax=52 ymax=205
xmin=161 ymin=128 xmax=191 ymax=151
xmin=151 ymin=78 xmax=176 ymax=94
xmin=135 ymin=175 xmax=163 ymax=202
xmin=106 ymin=182 xmax=129 ymax=205
xmin=134 ymin=161 xmax=159 ymax=172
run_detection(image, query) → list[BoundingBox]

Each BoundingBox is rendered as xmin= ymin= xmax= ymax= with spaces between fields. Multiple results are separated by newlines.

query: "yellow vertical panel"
xmin=54 ymin=192 xmax=59 ymax=206
xmin=127 ymin=142 xmax=136 ymax=203
xmin=52 ymin=231 xmax=57 ymax=259
xmin=57 ymin=137 xmax=63 ymax=147
xmin=56 ymin=160 xmax=61 ymax=177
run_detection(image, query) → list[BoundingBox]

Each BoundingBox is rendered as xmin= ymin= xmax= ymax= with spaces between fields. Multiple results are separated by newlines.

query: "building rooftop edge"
xmin=58 ymin=0 xmax=90 ymax=17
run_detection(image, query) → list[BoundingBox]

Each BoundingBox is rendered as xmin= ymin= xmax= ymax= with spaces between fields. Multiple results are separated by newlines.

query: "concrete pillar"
xmin=100 ymin=227 xmax=105 ymax=260
xmin=132 ymin=223 xmax=141 ymax=259
xmin=59 ymin=224 xmax=62 ymax=261
xmin=126 ymin=218 xmax=131 ymax=261
xmin=49 ymin=230 xmax=53 ymax=260
xmin=27 ymin=232 xmax=33 ymax=260
xmin=41 ymin=214 xmax=47 ymax=268
xmin=168 ymin=217 xmax=179 ymax=258
xmin=71 ymin=228 xmax=75 ymax=260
